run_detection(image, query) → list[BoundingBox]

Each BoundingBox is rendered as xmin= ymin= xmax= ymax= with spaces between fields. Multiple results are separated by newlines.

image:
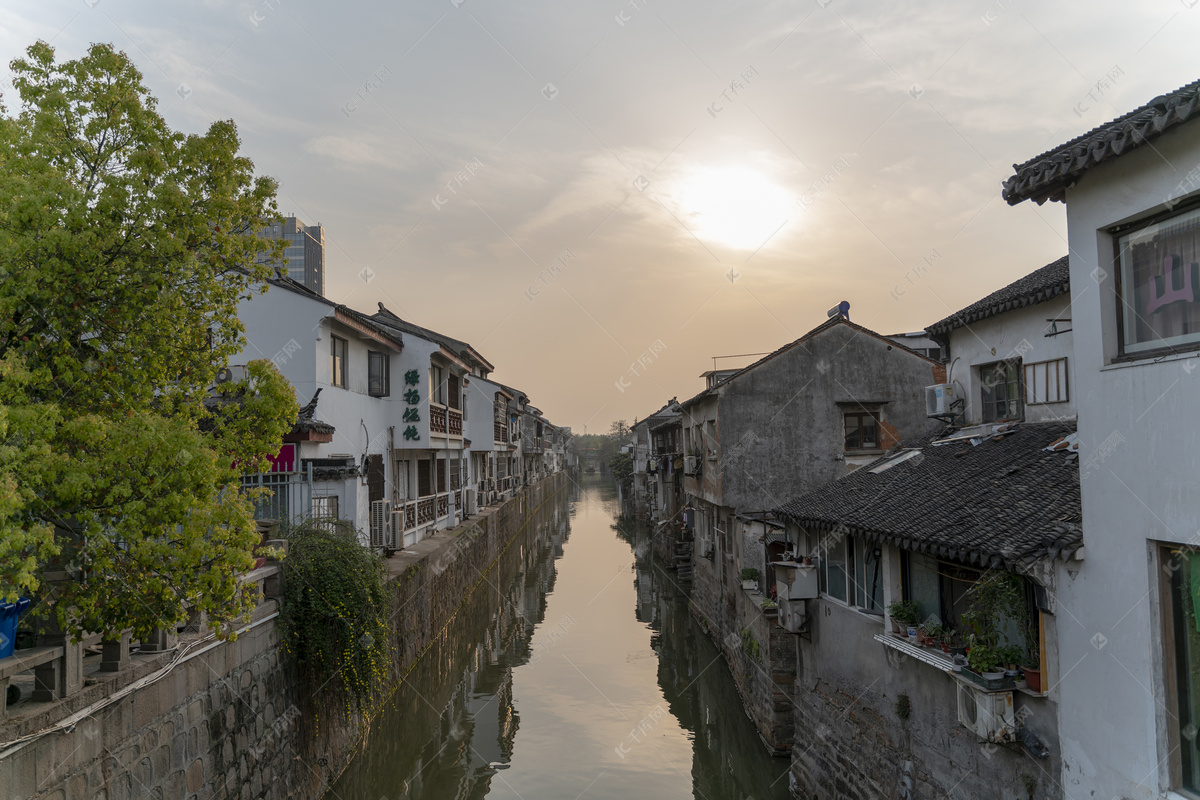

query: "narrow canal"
xmin=327 ymin=475 xmax=792 ymax=799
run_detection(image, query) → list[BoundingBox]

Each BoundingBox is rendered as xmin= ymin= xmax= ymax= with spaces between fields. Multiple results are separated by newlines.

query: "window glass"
xmin=821 ymin=531 xmax=848 ymax=603
xmin=1119 ymin=206 xmax=1200 ymax=355
xmin=368 ymin=351 xmax=389 ymax=397
xmin=312 ymin=496 xmax=338 ymax=518
xmin=330 ymin=336 xmax=347 ymax=389
xmin=907 ymin=553 xmax=941 ymax=624
xmin=980 ymin=360 xmax=1022 ymax=422
xmin=844 ymin=412 xmax=880 ymax=450
xmin=852 ymin=539 xmax=884 ymax=612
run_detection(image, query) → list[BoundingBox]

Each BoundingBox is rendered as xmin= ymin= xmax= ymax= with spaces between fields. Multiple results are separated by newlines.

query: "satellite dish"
xmin=826 ymin=300 xmax=851 ymax=320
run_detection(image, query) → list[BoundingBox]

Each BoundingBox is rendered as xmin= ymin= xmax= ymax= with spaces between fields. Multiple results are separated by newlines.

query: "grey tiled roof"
xmin=1003 ymin=78 xmax=1200 ymax=205
xmin=925 ymin=256 xmax=1069 ymax=337
xmin=372 ymin=303 xmax=494 ymax=372
xmin=774 ymin=421 xmax=1082 ymax=569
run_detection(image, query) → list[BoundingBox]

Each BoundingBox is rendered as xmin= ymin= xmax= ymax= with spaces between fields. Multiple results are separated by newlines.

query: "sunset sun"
xmin=676 ymin=165 xmax=793 ymax=250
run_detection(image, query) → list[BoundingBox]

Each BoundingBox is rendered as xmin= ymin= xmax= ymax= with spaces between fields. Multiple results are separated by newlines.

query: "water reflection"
xmin=327 ymin=477 xmax=790 ymax=800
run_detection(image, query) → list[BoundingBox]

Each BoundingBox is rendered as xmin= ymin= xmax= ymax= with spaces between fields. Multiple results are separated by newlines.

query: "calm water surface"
xmin=327 ymin=476 xmax=791 ymax=799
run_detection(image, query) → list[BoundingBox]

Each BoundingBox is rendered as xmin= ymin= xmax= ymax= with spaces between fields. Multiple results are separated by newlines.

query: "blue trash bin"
xmin=0 ymin=598 xmax=31 ymax=659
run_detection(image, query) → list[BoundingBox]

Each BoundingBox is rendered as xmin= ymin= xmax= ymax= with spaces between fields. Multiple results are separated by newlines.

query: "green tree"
xmin=0 ymin=42 xmax=298 ymax=640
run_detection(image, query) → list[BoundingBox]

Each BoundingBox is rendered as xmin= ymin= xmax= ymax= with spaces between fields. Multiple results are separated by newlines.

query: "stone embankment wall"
xmin=0 ymin=473 xmax=567 ymax=800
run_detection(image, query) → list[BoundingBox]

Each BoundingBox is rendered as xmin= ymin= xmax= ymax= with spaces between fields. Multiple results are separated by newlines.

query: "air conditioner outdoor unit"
xmin=369 ymin=500 xmax=390 ymax=548
xmin=215 ymin=364 xmax=250 ymax=385
xmin=388 ymin=510 xmax=404 ymax=550
xmin=463 ymin=488 xmax=477 ymax=517
xmin=683 ymin=456 xmax=701 ymax=476
xmin=780 ymin=600 xmax=807 ymax=633
xmin=956 ymin=683 xmax=1016 ymax=742
xmin=925 ymin=383 xmax=954 ymax=417
xmin=773 ymin=561 xmax=820 ymax=601
xmin=697 ymin=539 xmax=714 ymax=559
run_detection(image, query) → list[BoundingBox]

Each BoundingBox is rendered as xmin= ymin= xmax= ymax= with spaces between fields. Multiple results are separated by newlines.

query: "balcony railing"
xmin=448 ymin=408 xmax=463 ymax=436
xmin=430 ymin=404 xmax=448 ymax=434
xmin=417 ymin=497 xmax=436 ymax=525
xmin=436 ymin=494 xmax=449 ymax=518
xmin=453 ymin=489 xmax=462 ymax=509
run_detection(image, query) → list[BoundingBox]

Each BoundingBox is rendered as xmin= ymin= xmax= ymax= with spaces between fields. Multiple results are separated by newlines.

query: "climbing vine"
xmin=280 ymin=520 xmax=391 ymax=714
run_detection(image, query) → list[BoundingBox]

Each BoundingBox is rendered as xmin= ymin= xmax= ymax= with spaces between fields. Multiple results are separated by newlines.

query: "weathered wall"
xmin=1 ymin=473 xmax=567 ymax=800
xmin=790 ymin=598 xmax=1060 ymax=800
xmin=717 ymin=322 xmax=943 ymax=514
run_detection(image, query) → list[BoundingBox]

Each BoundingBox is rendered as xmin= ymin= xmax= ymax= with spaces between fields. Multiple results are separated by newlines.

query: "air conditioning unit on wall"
xmin=369 ymin=500 xmax=390 ymax=548
xmin=780 ymin=600 xmax=807 ymax=633
xmin=925 ymin=383 xmax=954 ymax=417
xmin=388 ymin=510 xmax=404 ymax=550
xmin=697 ymin=539 xmax=714 ymax=559
xmin=956 ymin=683 xmax=1016 ymax=742
xmin=683 ymin=456 xmax=701 ymax=476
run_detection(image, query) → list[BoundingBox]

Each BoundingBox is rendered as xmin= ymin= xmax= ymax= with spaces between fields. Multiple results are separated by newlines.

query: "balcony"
xmin=448 ymin=408 xmax=463 ymax=436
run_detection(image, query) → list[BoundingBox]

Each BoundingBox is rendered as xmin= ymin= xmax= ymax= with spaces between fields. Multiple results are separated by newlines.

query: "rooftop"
xmin=681 ymin=317 xmax=938 ymax=410
xmin=1003 ymin=77 xmax=1200 ymax=205
xmin=925 ymin=256 xmax=1069 ymax=338
xmin=774 ymin=421 xmax=1082 ymax=570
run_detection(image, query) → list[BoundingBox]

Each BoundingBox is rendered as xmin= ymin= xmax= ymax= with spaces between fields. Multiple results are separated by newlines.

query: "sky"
xmin=4 ymin=0 xmax=1199 ymax=433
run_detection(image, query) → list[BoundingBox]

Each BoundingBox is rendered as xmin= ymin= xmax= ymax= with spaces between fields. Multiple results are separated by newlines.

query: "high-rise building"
xmin=257 ymin=215 xmax=325 ymax=296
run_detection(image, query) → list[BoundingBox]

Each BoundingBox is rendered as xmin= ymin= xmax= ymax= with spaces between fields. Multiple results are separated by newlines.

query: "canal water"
xmin=326 ymin=475 xmax=792 ymax=800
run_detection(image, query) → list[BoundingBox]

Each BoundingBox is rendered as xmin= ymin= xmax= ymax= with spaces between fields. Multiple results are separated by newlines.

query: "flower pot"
xmin=890 ymin=618 xmax=904 ymax=635
xmin=1021 ymin=666 xmax=1042 ymax=693
xmin=941 ymin=642 xmax=952 ymax=654
xmin=742 ymin=580 xmax=758 ymax=590
xmin=982 ymin=670 xmax=1005 ymax=681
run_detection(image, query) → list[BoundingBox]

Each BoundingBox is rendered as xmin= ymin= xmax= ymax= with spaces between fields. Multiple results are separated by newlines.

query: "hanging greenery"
xmin=280 ymin=521 xmax=392 ymax=713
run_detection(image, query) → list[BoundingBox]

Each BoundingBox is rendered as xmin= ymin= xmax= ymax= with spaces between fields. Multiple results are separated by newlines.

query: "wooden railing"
xmin=430 ymin=404 xmax=447 ymax=434
xmin=436 ymin=494 xmax=449 ymax=518
xmin=453 ymin=489 xmax=462 ymax=509
xmin=448 ymin=409 xmax=463 ymax=436
xmin=417 ymin=497 xmax=436 ymax=525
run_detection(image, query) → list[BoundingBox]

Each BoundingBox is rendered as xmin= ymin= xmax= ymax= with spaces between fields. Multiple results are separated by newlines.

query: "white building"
xmin=232 ymin=279 xmax=563 ymax=549
xmin=926 ymin=256 xmax=1076 ymax=426
xmin=1004 ymin=77 xmax=1200 ymax=800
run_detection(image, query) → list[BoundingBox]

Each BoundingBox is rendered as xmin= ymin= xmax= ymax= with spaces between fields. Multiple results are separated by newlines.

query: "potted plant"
xmin=740 ymin=568 xmax=760 ymax=591
xmin=887 ymin=600 xmax=919 ymax=636
xmin=966 ymin=637 xmax=1004 ymax=681
xmin=923 ymin=623 xmax=947 ymax=649
xmin=1022 ymin=636 xmax=1043 ymax=693
xmin=997 ymin=644 xmax=1024 ymax=677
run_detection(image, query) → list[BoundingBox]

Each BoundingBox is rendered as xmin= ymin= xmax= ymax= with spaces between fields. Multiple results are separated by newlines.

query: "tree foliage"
xmin=0 ymin=42 xmax=298 ymax=640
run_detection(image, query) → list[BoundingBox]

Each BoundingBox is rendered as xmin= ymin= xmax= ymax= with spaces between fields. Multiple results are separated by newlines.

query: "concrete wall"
xmin=2 ymin=474 xmax=568 ymax=800
xmin=789 ymin=596 xmax=1061 ymax=800
xmin=715 ymin=322 xmax=943 ymax=513
xmin=1053 ymin=120 xmax=1200 ymax=799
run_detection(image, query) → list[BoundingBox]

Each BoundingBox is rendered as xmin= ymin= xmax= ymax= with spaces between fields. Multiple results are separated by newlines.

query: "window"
xmin=312 ymin=496 xmax=338 ymax=519
xmin=1117 ymin=205 xmax=1200 ymax=356
xmin=705 ymin=420 xmax=717 ymax=458
xmin=979 ymin=360 xmax=1022 ymax=422
xmin=330 ymin=335 xmax=347 ymax=389
xmin=818 ymin=533 xmax=883 ymax=611
xmin=430 ymin=366 xmax=445 ymax=404
xmin=448 ymin=374 xmax=460 ymax=410
xmin=436 ymin=457 xmax=447 ymax=493
xmin=843 ymin=411 xmax=880 ymax=451
xmin=1023 ymin=358 xmax=1068 ymax=405
xmin=394 ymin=460 xmax=410 ymax=502
xmin=417 ymin=458 xmax=432 ymax=497
xmin=368 ymin=351 xmax=389 ymax=397
xmin=450 ymin=459 xmax=461 ymax=491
